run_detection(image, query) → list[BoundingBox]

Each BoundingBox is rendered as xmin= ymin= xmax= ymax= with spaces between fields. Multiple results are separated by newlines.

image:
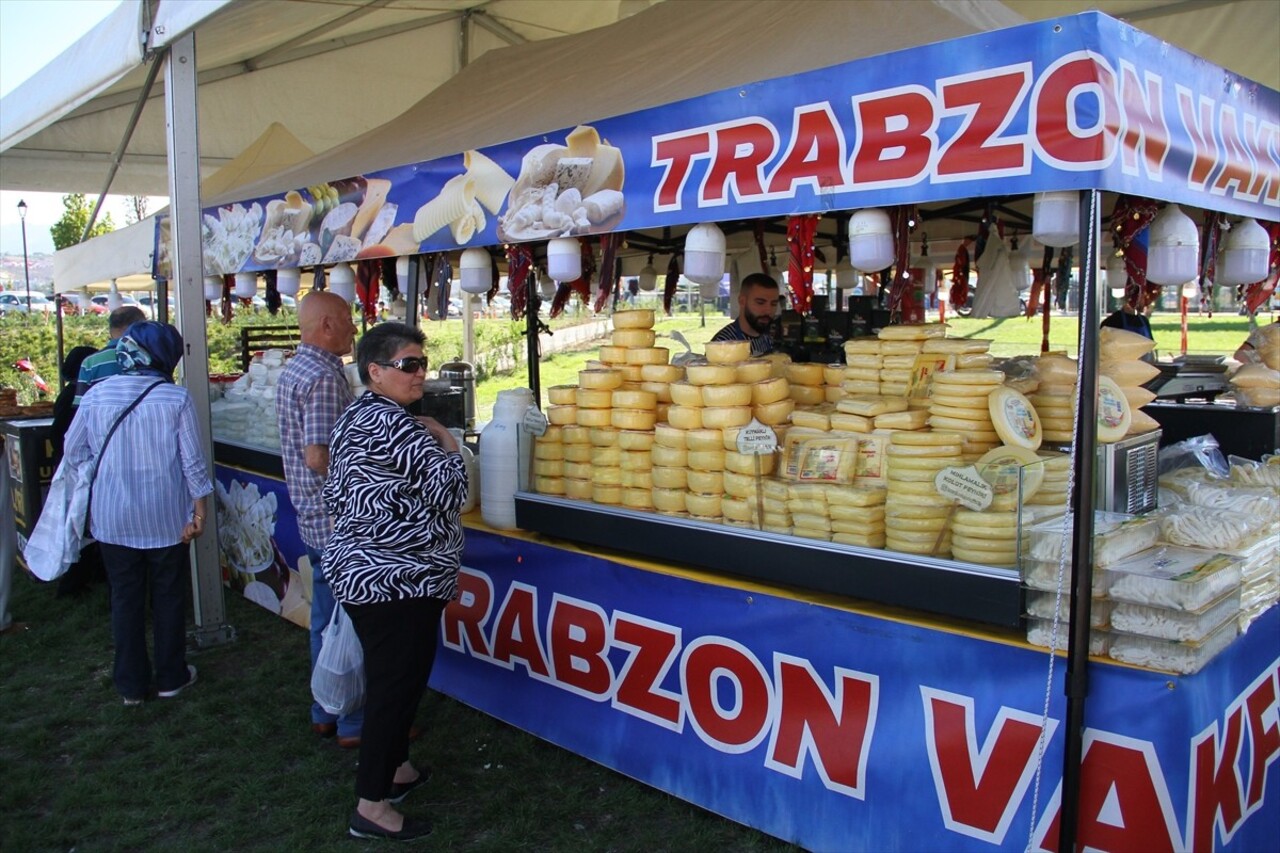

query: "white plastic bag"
xmin=310 ymin=604 xmax=365 ymax=716
xmin=22 ymin=460 xmax=91 ymax=581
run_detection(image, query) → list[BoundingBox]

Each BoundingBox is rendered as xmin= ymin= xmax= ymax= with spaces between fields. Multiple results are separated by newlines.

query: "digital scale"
xmin=1148 ymin=355 xmax=1231 ymax=402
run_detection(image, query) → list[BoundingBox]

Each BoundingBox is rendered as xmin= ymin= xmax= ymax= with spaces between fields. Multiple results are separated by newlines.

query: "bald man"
xmin=276 ymin=292 xmax=363 ymax=745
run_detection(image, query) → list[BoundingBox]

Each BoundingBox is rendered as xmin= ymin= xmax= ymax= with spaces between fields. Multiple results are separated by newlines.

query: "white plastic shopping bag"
xmin=311 ymin=604 xmax=365 ymax=716
xmin=23 ymin=460 xmax=91 ymax=581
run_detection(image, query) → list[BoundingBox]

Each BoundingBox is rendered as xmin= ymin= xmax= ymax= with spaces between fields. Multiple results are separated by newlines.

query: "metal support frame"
xmin=164 ymin=32 xmax=234 ymax=648
xmin=1059 ymin=189 xmax=1103 ymax=851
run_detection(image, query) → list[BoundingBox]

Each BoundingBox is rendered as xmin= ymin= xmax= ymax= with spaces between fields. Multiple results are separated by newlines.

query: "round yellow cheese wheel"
xmin=669 ymin=382 xmax=704 ymax=407
xmin=667 ymin=405 xmax=704 ymax=430
xmin=685 ymin=428 xmax=724 ymax=451
xmin=928 ymin=393 xmax=991 ymax=410
xmin=590 ymin=445 xmax=622 ymax=467
xmin=598 ymin=345 xmax=630 ymax=364
xmin=891 ymin=430 xmax=965 ymax=447
xmin=753 ymin=398 xmax=799 ymax=426
xmin=929 ymin=414 xmax=994 ymax=432
xmin=651 ymin=445 xmax=689 ymax=468
xmin=592 ymin=483 xmax=623 ymax=504
xmin=987 ymin=386 xmax=1043 ymax=451
xmin=534 ymin=442 xmax=565 ymax=461
xmin=623 ymin=469 xmax=654 ymax=490
xmin=563 ymin=444 xmax=592 ymax=463
xmin=534 ymin=458 xmax=565 ymax=476
xmin=588 ymin=427 xmax=620 ymax=446
xmin=612 ymin=309 xmax=655 ymax=329
xmin=650 ymin=466 xmax=689 ymax=489
xmin=626 ymin=347 xmax=670 ymax=366
xmin=612 ymin=389 xmax=658 ymax=410
xmin=722 ymin=470 xmax=757 ymax=498
xmin=576 ymin=407 xmax=614 ymax=427
xmin=785 ymin=363 xmax=826 ymax=386
xmin=724 ymin=450 xmax=775 ymax=475
xmin=929 ymin=404 xmax=995 ymax=422
xmin=753 ymin=377 xmax=791 ymax=405
xmin=825 ymin=386 xmax=845 ymax=404
xmin=619 ymin=364 xmax=646 ymax=382
xmin=688 ymin=449 xmax=726 ymax=472
xmin=1037 ymin=416 xmax=1076 ymax=433
xmin=564 ymin=477 xmax=593 ymax=500
xmin=1096 ymin=376 xmax=1132 ymax=443
xmin=1042 ymin=430 xmax=1075 ymax=444
xmin=687 ymin=470 xmax=725 ymax=494
xmin=575 ymin=388 xmax=613 ymax=409
xmin=620 ymin=450 xmax=653 ymax=472
xmin=534 ymin=476 xmax=566 ymax=495
xmin=548 ymin=385 xmax=578 ymax=405
xmin=612 ymin=409 xmax=656 ymax=431
xmin=820 ymin=365 xmax=845 ymax=386
xmin=612 ymin=328 xmax=656 ymax=348
xmin=639 ymin=381 xmax=674 ymax=403
xmin=655 ymin=402 xmax=672 ymax=422
xmin=951 ymin=546 xmax=1017 ymax=566
xmin=685 ymin=492 xmax=723 ymax=517
xmin=547 ymin=404 xmax=578 ymax=425
xmin=931 ymin=369 xmax=1005 ymax=387
xmin=884 ymin=515 xmax=950 ymax=533
xmin=886 ymin=480 xmax=947 ymax=497
xmin=976 ymin=445 xmax=1044 ymax=501
xmin=705 ymin=340 xmax=750 ymax=364
xmin=887 ymin=467 xmax=950 ymax=483
xmin=653 ymin=423 xmax=687 ymax=448
xmin=884 ymin=456 xmax=955 ymax=471
xmin=701 ymin=406 xmax=753 ymax=429
xmin=789 ymin=385 xmax=827 ymax=406
xmin=651 ymin=487 xmax=688 ymax=513
xmin=641 ymin=363 xmax=684 ymax=383
xmin=556 ymin=425 xmax=588 ymax=446
xmin=588 ymin=465 xmax=623 ymax=486
xmin=735 ymin=360 xmax=772 ymax=383
xmin=618 ymin=430 xmax=655 ymax=451
xmin=702 ymin=383 xmax=752 ymax=407
xmin=686 ymin=363 xmax=738 ymax=386
xmin=721 ymin=496 xmax=754 ymax=522
xmin=885 ymin=444 xmax=963 ymax=459
xmin=579 ymin=369 xmax=623 ymax=390
xmin=622 ymin=488 xmax=655 ymax=510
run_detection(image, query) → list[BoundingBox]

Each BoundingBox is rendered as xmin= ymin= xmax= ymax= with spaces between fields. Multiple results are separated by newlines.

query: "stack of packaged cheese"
xmin=1030 ymin=352 xmax=1140 ymax=445
xmin=843 ymin=337 xmax=883 ymax=396
xmin=1099 ymin=326 xmax=1160 ymax=435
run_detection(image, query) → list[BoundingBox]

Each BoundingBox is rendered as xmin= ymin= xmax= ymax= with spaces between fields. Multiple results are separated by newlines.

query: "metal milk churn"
xmin=438 ymin=360 xmax=476 ymax=432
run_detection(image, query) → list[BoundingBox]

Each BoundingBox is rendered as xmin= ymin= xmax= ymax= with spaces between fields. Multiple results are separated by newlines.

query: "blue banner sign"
xmin=198 ymin=12 xmax=1277 ymax=275
xmin=434 ymin=528 xmax=1280 ymax=852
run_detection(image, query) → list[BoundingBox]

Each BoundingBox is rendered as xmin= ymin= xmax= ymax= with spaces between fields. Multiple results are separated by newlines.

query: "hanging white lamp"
xmin=1145 ymin=204 xmax=1199 ymax=285
xmin=547 ymin=238 xmax=581 ymax=281
xmin=539 ymin=271 xmax=557 ymax=301
xmin=459 ymin=248 xmax=492 ymax=294
xmin=835 ymin=254 xmax=858 ymax=290
xmin=848 ymin=208 xmax=894 ymax=272
xmin=328 ymin=262 xmax=357 ymax=302
xmin=1032 ymin=191 xmax=1079 ymax=248
xmin=395 ymin=255 xmax=411 ymax=291
xmin=234 ymin=271 xmax=258 ymax=299
xmin=1182 ymin=280 xmax=1201 ymax=300
xmin=637 ymin=256 xmax=658 ymax=292
xmin=936 ymin=281 xmax=950 ymax=304
xmin=203 ymin=275 xmax=224 ymax=301
xmin=276 ymin=267 xmax=301 ymax=296
xmin=684 ymin=222 xmax=726 ymax=285
xmin=1105 ymin=253 xmax=1128 ymax=293
xmin=1217 ymin=217 xmax=1270 ymax=286
xmin=1008 ymin=244 xmax=1034 ymax=293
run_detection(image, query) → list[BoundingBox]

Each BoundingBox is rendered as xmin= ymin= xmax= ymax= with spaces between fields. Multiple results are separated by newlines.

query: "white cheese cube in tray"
xmin=1024 ymin=511 xmax=1160 ymax=567
xmin=1020 ymin=558 xmax=1111 ymax=596
xmin=1108 ymin=618 xmax=1238 ymax=675
xmin=1109 ymin=589 xmax=1241 ymax=642
xmin=1024 ymin=591 xmax=1113 ymax=627
xmin=1026 ymin=618 xmax=1110 ymax=656
xmin=1102 ymin=547 xmax=1243 ymax=612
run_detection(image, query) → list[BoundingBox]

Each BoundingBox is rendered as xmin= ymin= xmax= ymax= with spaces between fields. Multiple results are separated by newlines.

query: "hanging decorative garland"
xmin=1108 ymin=195 xmax=1160 ymax=311
xmin=786 ymin=214 xmax=818 ymax=314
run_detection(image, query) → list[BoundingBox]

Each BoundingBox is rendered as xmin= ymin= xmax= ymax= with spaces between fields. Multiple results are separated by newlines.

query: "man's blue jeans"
xmin=308 ymin=545 xmax=363 ymax=737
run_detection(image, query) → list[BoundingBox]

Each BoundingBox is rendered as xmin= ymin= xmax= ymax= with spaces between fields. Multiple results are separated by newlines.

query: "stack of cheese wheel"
xmin=951 ymin=508 xmax=1021 ymax=567
xmin=785 ymin=362 xmax=827 ymax=407
xmin=637 ymin=360 xmax=683 ymax=427
xmin=532 ymin=424 xmax=566 ymax=496
xmin=587 ymin=426 xmax=624 ymax=505
xmin=1099 ymin=327 xmax=1160 ymax=436
xmin=788 ymin=482 xmax=831 ymax=541
xmin=877 ymin=323 xmax=945 ymax=396
xmin=600 ymin=309 xmax=670 ymax=386
xmin=827 ymin=482 xmax=888 ymax=548
xmin=926 ymin=368 xmax=1007 ymax=457
xmin=721 ymin=422 xmax=779 ymax=528
xmin=617 ymin=425 xmax=656 ymax=511
xmin=650 ymin=422 xmax=689 ymax=516
xmin=843 ymin=337 xmax=882 ymax=396
xmin=883 ymin=431 xmax=963 ymax=556
xmin=560 ymin=424 xmax=594 ymax=500
xmin=1025 ymin=450 xmax=1071 ymax=508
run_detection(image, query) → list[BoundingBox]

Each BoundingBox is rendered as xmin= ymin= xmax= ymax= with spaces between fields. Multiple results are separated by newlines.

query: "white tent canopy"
xmin=52 ymin=122 xmax=315 ymax=292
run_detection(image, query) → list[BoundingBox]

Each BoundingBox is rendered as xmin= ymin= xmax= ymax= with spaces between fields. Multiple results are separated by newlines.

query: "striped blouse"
xmin=322 ymin=391 xmax=468 ymax=606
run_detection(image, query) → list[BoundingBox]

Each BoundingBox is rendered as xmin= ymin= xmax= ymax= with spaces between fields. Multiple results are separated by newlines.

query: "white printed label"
xmin=934 ymin=465 xmax=994 ymax=511
xmin=522 ymin=406 xmax=549 ymax=436
xmin=736 ymin=418 xmax=779 ymax=455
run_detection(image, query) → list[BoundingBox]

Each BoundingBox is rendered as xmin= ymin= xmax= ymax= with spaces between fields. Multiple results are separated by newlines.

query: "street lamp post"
xmin=17 ymin=200 xmax=32 ymax=315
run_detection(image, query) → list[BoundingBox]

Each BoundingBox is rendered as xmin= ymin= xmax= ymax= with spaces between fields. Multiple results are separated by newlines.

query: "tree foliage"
xmin=49 ymin=193 xmax=115 ymax=250
xmin=124 ymin=194 xmax=149 ymax=225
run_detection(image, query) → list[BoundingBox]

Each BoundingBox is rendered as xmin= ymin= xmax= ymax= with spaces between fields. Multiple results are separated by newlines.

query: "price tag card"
xmin=934 ymin=465 xmax=994 ymax=511
xmin=522 ymin=406 xmax=549 ymax=436
xmin=735 ymin=418 xmax=779 ymax=455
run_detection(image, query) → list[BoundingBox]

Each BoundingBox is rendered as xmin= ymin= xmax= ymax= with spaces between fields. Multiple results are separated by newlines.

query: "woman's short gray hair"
xmin=356 ymin=322 xmax=426 ymax=383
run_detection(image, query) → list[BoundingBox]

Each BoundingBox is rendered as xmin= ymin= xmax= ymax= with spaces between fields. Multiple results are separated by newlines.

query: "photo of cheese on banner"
xmin=498 ymin=124 xmax=626 ymax=241
xmin=411 ymin=149 xmax=516 ymax=246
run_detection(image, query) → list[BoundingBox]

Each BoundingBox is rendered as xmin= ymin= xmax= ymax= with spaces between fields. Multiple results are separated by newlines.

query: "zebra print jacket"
xmin=322 ymin=391 xmax=468 ymax=605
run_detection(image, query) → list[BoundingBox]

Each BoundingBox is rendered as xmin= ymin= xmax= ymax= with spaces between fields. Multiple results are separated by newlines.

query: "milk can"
xmin=438 ymin=360 xmax=476 ymax=432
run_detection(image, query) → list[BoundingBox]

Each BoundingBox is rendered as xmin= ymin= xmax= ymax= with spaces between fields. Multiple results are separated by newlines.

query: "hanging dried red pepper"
xmin=662 ymin=254 xmax=681 ymax=315
xmin=355 ymin=259 xmax=381 ymax=325
xmin=786 ymin=214 xmax=818 ymax=315
xmin=595 ymin=232 xmax=622 ymax=314
xmin=506 ymin=244 xmax=534 ymax=320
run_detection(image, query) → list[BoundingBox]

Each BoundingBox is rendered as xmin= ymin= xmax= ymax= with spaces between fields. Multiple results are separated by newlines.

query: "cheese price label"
xmin=907 ymin=354 xmax=955 ymax=399
xmin=735 ymin=418 xmax=779 ymax=455
xmin=934 ymin=465 xmax=994 ymax=511
xmin=522 ymin=406 xmax=549 ymax=436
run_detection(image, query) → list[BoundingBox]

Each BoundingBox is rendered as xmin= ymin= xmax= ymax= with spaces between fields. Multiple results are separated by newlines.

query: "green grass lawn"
xmin=0 ymin=571 xmax=796 ymax=852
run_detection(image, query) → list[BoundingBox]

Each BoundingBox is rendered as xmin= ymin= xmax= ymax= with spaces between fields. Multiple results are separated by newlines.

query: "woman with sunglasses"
xmin=322 ymin=322 xmax=467 ymax=841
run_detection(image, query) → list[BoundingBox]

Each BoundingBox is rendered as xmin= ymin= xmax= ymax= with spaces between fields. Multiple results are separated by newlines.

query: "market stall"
xmin=186 ymin=4 xmax=1278 ymax=850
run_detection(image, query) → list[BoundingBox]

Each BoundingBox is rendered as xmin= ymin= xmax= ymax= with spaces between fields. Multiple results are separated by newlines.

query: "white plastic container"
xmin=479 ymin=388 xmax=534 ymax=529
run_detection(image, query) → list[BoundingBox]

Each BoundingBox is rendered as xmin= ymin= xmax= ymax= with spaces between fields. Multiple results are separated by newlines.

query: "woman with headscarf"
xmin=323 ymin=322 xmax=467 ymax=841
xmin=62 ymin=322 xmax=213 ymax=706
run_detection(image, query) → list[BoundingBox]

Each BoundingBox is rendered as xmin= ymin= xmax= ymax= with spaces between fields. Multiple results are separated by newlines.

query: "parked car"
xmin=250 ymin=294 xmax=296 ymax=311
xmin=0 ymin=291 xmax=57 ymax=316
xmin=89 ymin=294 xmax=150 ymax=319
xmin=135 ymin=294 xmax=162 ymax=319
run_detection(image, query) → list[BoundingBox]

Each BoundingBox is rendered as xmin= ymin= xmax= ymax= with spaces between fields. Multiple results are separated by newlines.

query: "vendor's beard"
xmin=744 ymin=310 xmax=772 ymax=334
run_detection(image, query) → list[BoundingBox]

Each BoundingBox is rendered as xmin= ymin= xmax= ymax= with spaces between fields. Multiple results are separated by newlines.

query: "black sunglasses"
xmin=375 ymin=356 xmax=428 ymax=374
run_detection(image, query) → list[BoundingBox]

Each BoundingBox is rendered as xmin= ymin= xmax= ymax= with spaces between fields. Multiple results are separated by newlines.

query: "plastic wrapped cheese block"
xmin=837 ymin=395 xmax=909 ymax=417
xmin=791 ymin=406 xmax=834 ymax=431
xmin=612 ymin=309 xmax=655 ymax=329
xmin=1110 ymin=591 xmax=1240 ymax=642
xmin=1108 ymin=619 xmax=1237 ymax=674
xmin=874 ymin=409 xmax=930 ymax=430
xmin=705 ymin=340 xmax=750 ymax=363
xmin=827 ymin=486 xmax=887 ymax=507
xmin=829 ymin=412 xmax=873 ymax=433
xmin=1100 ymin=358 xmax=1161 ymax=387
xmin=579 ymin=369 xmax=623 ymax=390
xmin=1099 ymin=325 xmax=1157 ymax=359
xmin=1104 ymin=547 xmax=1242 ymax=611
xmin=844 ymin=337 xmax=882 ymax=355
xmin=879 ymin=322 xmax=946 ymax=341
